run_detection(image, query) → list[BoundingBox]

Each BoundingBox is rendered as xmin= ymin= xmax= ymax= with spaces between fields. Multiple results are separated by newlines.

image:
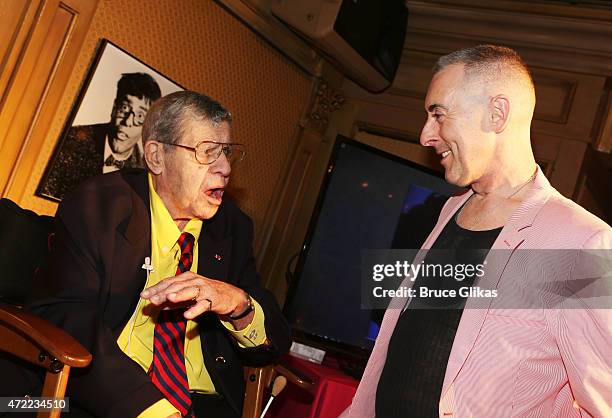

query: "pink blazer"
xmin=341 ymin=168 xmax=612 ymax=417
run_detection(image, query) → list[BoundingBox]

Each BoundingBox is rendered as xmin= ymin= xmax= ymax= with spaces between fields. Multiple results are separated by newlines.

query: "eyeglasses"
xmin=115 ymin=102 xmax=147 ymax=126
xmin=161 ymin=140 xmax=246 ymax=165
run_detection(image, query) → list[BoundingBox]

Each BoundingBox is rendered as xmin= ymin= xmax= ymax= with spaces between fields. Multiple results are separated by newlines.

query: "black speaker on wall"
xmin=271 ymin=0 xmax=408 ymax=93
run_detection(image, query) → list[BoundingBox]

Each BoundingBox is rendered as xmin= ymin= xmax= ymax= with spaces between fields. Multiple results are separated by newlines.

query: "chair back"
xmin=0 ymin=199 xmax=91 ymax=418
xmin=0 ymin=198 xmax=54 ymax=306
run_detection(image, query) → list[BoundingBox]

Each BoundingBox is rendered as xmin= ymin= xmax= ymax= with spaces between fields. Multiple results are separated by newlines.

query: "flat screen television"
xmin=283 ymin=136 xmax=462 ymax=371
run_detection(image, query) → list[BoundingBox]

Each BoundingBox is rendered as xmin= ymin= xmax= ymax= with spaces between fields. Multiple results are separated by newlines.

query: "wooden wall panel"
xmin=575 ymin=145 xmax=612 ymax=222
xmin=532 ymin=76 xmax=575 ymax=124
xmin=0 ymin=1 xmax=29 ymax=68
xmin=0 ymin=0 xmax=41 ymax=105
xmin=531 ymin=67 xmax=605 ymax=142
xmin=592 ymin=78 xmax=612 ymax=153
xmin=0 ymin=0 xmax=98 ymax=202
xmin=259 ymin=129 xmax=322 ymax=290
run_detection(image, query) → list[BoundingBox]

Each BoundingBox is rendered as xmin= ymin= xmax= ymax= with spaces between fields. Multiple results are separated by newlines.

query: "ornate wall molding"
xmin=405 ymin=0 xmax=612 ymax=76
xmin=303 ymin=80 xmax=345 ymax=134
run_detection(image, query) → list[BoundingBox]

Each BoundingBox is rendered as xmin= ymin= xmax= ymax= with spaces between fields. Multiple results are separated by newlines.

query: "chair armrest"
xmin=273 ymin=362 xmax=314 ymax=391
xmin=242 ymin=360 xmax=316 ymax=418
xmin=0 ymin=304 xmax=91 ymax=370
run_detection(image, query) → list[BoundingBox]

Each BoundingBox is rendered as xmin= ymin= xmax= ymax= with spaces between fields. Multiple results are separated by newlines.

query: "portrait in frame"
xmin=37 ymin=39 xmax=184 ymax=201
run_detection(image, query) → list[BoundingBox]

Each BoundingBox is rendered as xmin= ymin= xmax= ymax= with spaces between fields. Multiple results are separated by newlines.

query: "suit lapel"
xmin=197 ymin=204 xmax=233 ymax=282
xmin=197 ymin=234 xmax=233 ymax=282
xmin=105 ymin=172 xmax=151 ymax=329
xmin=119 ymin=170 xmax=151 ymax=246
xmin=440 ymin=167 xmax=553 ymax=399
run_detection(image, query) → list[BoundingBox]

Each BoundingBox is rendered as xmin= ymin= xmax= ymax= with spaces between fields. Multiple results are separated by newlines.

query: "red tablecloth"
xmin=267 ymin=355 xmax=358 ymax=418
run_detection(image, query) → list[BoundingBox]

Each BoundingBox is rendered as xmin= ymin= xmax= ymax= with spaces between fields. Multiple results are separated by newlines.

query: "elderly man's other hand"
xmin=140 ymin=271 xmax=253 ymax=326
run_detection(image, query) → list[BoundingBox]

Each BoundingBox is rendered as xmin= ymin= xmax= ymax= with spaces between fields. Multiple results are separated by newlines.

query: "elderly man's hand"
xmin=140 ymin=271 xmax=252 ymax=323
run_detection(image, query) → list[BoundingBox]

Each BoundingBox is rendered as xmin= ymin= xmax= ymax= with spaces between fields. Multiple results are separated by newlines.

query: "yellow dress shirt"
xmin=116 ymin=174 xmax=267 ymax=417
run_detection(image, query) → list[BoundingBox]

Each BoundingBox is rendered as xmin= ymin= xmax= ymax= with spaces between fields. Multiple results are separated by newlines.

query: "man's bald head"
xmin=421 ymin=45 xmax=538 ymax=188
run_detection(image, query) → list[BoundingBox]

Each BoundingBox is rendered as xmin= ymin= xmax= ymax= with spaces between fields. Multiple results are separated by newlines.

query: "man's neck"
xmin=471 ymin=162 xmax=537 ymax=200
xmin=174 ymin=219 xmax=188 ymax=231
xmin=150 ymin=174 xmax=191 ymax=232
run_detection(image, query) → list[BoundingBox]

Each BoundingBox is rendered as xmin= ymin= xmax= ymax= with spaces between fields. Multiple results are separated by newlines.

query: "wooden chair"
xmin=0 ymin=305 xmax=91 ymax=418
xmin=1 ymin=303 xmax=310 ymax=418
xmin=0 ymin=199 xmax=92 ymax=417
xmin=0 ymin=198 xmax=302 ymax=418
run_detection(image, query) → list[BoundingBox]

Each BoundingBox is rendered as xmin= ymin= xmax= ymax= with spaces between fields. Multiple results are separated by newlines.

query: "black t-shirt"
xmin=375 ymin=213 xmax=502 ymax=418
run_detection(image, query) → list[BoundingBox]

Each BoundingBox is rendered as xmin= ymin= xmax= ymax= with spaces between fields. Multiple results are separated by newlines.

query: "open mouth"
xmin=440 ymin=150 xmax=451 ymax=162
xmin=205 ymin=188 xmax=224 ymax=202
xmin=115 ymin=131 xmax=128 ymax=141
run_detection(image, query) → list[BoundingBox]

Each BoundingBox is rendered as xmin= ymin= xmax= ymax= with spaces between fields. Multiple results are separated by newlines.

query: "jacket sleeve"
xmin=552 ymin=228 xmax=612 ymax=417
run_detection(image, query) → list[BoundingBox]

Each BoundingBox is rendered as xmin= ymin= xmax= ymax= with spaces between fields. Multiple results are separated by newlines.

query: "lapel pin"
xmin=142 ymin=257 xmax=154 ymax=280
xmin=214 ymin=254 xmax=222 ymax=261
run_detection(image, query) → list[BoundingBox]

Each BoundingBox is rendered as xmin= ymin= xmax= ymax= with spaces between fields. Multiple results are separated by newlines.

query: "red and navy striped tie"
xmin=149 ymin=232 xmax=195 ymax=416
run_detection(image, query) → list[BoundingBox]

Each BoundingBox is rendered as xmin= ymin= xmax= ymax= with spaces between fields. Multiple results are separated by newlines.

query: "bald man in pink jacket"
xmin=342 ymin=45 xmax=611 ymax=418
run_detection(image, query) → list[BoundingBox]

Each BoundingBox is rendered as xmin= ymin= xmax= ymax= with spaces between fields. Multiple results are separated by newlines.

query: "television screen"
xmin=284 ymin=136 xmax=461 ymax=360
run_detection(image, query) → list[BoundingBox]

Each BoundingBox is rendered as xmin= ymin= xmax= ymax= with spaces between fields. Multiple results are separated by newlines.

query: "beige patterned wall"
xmin=20 ymin=0 xmax=312 ymax=239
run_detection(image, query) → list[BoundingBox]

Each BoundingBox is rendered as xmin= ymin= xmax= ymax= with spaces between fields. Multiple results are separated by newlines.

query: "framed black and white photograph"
xmin=37 ymin=39 xmax=184 ymax=201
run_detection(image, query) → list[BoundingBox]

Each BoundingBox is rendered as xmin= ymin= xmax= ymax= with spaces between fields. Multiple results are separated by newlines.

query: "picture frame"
xmin=37 ymin=39 xmax=184 ymax=202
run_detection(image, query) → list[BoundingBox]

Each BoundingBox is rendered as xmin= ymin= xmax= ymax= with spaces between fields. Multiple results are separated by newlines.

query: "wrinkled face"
xmin=109 ymin=94 xmax=150 ymax=154
xmin=156 ymin=119 xmax=231 ymax=222
xmin=420 ymin=64 xmax=495 ymax=187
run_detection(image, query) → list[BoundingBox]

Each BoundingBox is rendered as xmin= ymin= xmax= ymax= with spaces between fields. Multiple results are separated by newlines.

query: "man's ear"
xmin=144 ymin=140 xmax=164 ymax=175
xmin=490 ymin=94 xmax=510 ymax=134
